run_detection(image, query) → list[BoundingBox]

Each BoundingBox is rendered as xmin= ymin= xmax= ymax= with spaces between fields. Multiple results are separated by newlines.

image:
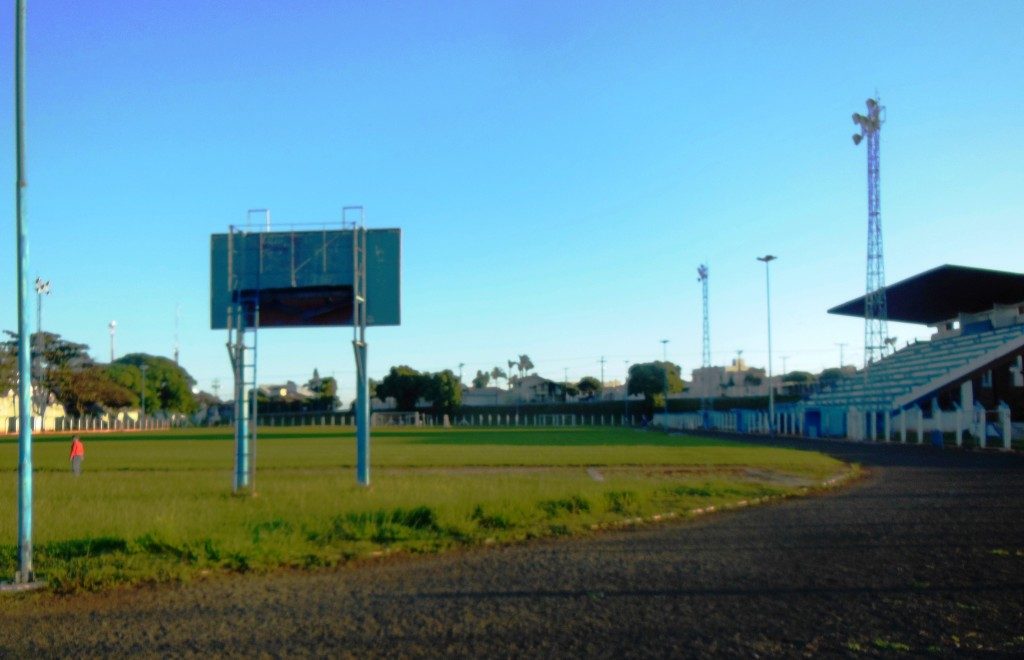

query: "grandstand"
xmin=802 ymin=265 xmax=1024 ymax=439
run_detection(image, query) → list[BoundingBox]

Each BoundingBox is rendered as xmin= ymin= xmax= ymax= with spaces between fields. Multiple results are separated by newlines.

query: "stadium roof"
xmin=828 ymin=265 xmax=1024 ymax=325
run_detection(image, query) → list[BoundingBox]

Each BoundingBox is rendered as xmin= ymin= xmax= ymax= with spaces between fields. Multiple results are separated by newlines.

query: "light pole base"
xmin=1 ymin=573 xmax=45 ymax=593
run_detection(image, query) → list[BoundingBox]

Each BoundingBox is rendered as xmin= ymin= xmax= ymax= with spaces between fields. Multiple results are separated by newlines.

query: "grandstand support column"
xmin=999 ymin=403 xmax=1011 ymax=450
xmin=975 ymin=403 xmax=986 ymax=449
xmin=899 ymin=409 xmax=907 ymax=443
xmin=915 ymin=405 xmax=924 ymax=444
xmin=950 ymin=401 xmax=958 ymax=448
xmin=883 ymin=412 xmax=891 ymax=443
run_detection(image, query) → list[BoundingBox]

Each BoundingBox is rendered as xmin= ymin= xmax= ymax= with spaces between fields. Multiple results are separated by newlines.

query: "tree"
xmin=490 ymin=366 xmax=506 ymax=389
xmin=472 ymin=370 xmax=491 ymax=389
xmin=577 ymin=376 xmax=602 ymax=400
xmin=517 ymin=354 xmax=534 ymax=376
xmin=818 ymin=367 xmax=848 ymax=389
xmin=426 ymin=369 xmax=462 ymax=414
xmin=783 ymin=370 xmax=815 ymax=384
xmin=306 ymin=368 xmax=339 ymax=409
xmin=51 ymin=365 xmax=136 ymax=416
xmin=114 ymin=353 xmax=198 ymax=414
xmin=4 ymin=330 xmax=93 ymax=420
xmin=627 ymin=361 xmax=684 ymax=402
xmin=375 ymin=365 xmax=430 ymax=411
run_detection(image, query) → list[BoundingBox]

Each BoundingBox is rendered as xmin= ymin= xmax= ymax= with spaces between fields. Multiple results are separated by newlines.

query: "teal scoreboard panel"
xmin=210 ymin=228 xmax=401 ymax=329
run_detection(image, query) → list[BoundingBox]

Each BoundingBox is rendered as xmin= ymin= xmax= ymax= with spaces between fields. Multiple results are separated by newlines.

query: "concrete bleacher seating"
xmin=807 ymin=323 xmax=1024 ymax=410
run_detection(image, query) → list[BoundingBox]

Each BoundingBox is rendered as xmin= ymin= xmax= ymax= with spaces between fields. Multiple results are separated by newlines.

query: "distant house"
xmin=461 ymin=373 xmax=567 ymax=406
xmin=687 ymin=357 xmax=780 ymax=399
xmin=258 ymin=380 xmax=316 ymax=403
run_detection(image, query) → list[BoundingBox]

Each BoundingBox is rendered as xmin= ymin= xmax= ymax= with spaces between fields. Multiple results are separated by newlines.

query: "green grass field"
xmin=1 ymin=427 xmax=849 ymax=591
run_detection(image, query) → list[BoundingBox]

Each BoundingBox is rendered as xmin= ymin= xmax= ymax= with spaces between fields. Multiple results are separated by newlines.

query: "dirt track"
xmin=2 ymin=439 xmax=1023 ymax=657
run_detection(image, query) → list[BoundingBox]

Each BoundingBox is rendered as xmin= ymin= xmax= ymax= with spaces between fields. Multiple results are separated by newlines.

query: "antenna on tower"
xmin=697 ymin=264 xmax=710 ymax=369
xmin=852 ymin=96 xmax=889 ymax=367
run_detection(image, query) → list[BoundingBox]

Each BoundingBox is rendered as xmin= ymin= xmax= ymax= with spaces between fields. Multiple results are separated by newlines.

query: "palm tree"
xmin=491 ymin=366 xmax=507 ymax=389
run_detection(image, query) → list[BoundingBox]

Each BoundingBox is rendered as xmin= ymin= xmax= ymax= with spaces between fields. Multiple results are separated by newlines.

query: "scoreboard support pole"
xmin=349 ymin=212 xmax=370 ymax=486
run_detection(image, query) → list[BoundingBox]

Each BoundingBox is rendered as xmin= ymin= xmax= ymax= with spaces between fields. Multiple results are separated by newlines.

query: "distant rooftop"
xmin=828 ymin=265 xmax=1024 ymax=325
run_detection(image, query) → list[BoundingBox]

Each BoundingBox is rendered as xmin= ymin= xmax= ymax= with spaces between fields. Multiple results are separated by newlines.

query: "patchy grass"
xmin=0 ymin=426 xmax=848 ymax=592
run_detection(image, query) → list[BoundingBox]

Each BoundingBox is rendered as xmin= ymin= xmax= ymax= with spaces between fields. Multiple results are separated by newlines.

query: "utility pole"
xmin=835 ymin=342 xmax=847 ymax=368
xmin=757 ymin=255 xmax=777 ymax=434
xmin=109 ymin=320 xmax=117 ymax=362
xmin=599 ymin=356 xmax=606 ymax=395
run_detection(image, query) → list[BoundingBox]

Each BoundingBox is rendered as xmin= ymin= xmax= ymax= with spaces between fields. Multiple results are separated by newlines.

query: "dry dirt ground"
xmin=2 ymin=438 xmax=1023 ymax=657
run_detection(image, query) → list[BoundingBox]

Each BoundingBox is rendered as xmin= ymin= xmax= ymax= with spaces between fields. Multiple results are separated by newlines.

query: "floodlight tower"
xmin=697 ymin=264 xmax=711 ymax=425
xmin=852 ymin=97 xmax=889 ymax=367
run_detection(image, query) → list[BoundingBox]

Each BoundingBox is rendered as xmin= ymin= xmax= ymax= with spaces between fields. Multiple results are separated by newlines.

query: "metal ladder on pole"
xmin=226 ymin=225 xmax=260 ymax=494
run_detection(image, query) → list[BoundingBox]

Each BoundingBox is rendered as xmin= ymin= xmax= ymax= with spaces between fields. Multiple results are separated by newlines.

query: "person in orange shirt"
xmin=69 ymin=435 xmax=84 ymax=476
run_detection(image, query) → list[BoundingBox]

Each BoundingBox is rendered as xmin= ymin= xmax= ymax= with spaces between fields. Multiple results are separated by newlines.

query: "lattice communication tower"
xmin=852 ymin=97 xmax=889 ymax=366
xmin=697 ymin=264 xmax=710 ymax=368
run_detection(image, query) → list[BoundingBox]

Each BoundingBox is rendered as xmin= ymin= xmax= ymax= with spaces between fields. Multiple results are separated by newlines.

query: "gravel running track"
xmin=2 ymin=439 xmax=1023 ymax=657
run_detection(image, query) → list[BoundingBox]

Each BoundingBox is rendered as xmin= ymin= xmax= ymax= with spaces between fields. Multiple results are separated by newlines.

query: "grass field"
xmin=0 ymin=427 xmax=850 ymax=592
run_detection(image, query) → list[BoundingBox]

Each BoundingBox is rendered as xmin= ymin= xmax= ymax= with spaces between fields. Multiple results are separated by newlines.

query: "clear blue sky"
xmin=1 ymin=0 xmax=1021 ymax=400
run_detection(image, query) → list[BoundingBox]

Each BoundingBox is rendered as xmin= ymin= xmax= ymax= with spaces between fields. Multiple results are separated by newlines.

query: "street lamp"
xmin=661 ymin=339 xmax=670 ymax=423
xmin=108 ymin=320 xmax=117 ymax=362
xmin=32 ymin=278 xmax=50 ymax=409
xmin=757 ymin=255 xmax=777 ymax=433
xmin=34 ymin=277 xmax=50 ymax=335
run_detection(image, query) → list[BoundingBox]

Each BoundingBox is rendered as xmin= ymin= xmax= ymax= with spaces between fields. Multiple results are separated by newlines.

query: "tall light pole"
xmin=32 ymin=278 xmax=51 ymax=415
xmin=12 ymin=0 xmax=37 ymax=587
xmin=34 ymin=277 xmax=50 ymax=336
xmin=757 ymin=255 xmax=777 ymax=433
xmin=108 ymin=320 xmax=117 ymax=362
xmin=661 ymin=339 xmax=670 ymax=422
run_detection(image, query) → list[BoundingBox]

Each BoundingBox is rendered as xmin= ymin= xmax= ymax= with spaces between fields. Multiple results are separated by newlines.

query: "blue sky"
xmin=0 ymin=0 xmax=1021 ymax=400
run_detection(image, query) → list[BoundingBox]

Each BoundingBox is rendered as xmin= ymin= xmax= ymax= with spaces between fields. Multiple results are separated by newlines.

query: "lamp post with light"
xmin=757 ymin=255 xmax=777 ymax=433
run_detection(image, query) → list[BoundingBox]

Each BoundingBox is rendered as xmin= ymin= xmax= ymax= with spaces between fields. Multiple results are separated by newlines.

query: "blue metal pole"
xmin=14 ymin=0 xmax=35 ymax=584
xmin=355 ymin=342 xmax=369 ymax=486
xmin=234 ymin=324 xmax=249 ymax=491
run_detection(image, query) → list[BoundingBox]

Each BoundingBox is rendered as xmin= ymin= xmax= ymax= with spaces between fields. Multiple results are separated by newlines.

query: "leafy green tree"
xmin=51 ymin=366 xmax=137 ymax=416
xmin=427 ymin=369 xmax=462 ymax=414
xmin=306 ymin=368 xmax=339 ymax=408
xmin=375 ymin=365 xmax=430 ymax=411
xmin=577 ymin=376 xmax=602 ymax=399
xmin=818 ymin=367 xmax=848 ymax=388
xmin=472 ymin=370 xmax=491 ymax=389
xmin=783 ymin=370 xmax=815 ymax=384
xmin=627 ymin=361 xmax=684 ymax=402
xmin=114 ymin=353 xmax=197 ymax=414
xmin=0 ymin=342 xmax=16 ymax=395
xmin=4 ymin=330 xmax=93 ymax=419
